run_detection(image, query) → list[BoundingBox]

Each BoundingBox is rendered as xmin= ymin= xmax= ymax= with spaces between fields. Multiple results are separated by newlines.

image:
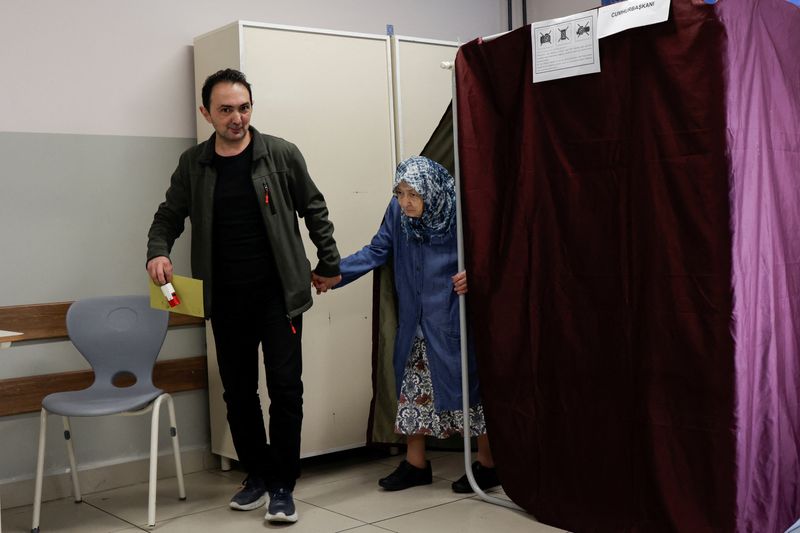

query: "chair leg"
xmin=147 ymin=394 xmax=187 ymax=527
xmin=31 ymin=408 xmax=48 ymax=533
xmin=165 ymin=394 xmax=186 ymax=500
xmin=61 ymin=417 xmax=81 ymax=502
xmin=147 ymin=396 xmax=163 ymax=528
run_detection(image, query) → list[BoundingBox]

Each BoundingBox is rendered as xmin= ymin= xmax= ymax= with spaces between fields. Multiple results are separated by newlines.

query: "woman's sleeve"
xmin=336 ymin=201 xmax=396 ymax=288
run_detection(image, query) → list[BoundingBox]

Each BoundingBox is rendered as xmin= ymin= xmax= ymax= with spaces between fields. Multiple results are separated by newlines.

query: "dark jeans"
xmin=210 ymin=290 xmax=303 ymax=491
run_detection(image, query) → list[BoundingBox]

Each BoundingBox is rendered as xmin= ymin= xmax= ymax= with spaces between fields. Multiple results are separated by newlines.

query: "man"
xmin=146 ymin=68 xmax=341 ymax=524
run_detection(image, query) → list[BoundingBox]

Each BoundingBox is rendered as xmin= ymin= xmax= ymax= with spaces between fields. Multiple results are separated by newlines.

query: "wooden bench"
xmin=0 ymin=302 xmax=207 ymax=417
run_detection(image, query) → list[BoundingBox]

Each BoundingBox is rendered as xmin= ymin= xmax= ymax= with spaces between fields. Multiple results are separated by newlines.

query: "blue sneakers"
xmin=265 ymin=487 xmax=298 ymax=523
xmin=229 ymin=475 xmax=268 ymax=511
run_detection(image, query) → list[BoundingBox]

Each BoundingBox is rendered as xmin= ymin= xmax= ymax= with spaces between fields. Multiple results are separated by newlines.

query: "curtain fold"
xmin=455 ymin=1 xmax=735 ymax=531
xmin=366 ymin=2 xmax=799 ymax=530
xmin=718 ymin=0 xmax=800 ymax=531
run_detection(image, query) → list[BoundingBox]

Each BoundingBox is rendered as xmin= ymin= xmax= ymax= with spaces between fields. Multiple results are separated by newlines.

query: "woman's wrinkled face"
xmin=394 ymin=181 xmax=424 ymax=218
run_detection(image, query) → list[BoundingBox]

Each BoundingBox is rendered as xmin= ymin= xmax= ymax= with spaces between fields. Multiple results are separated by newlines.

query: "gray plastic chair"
xmin=31 ymin=296 xmax=186 ymax=532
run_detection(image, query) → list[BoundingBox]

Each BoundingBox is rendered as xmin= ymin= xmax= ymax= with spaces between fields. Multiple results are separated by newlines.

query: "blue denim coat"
xmin=338 ymin=198 xmax=480 ymax=411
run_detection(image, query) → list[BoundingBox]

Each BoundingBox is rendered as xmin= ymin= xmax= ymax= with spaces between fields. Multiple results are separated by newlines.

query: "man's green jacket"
xmin=147 ymin=127 xmax=340 ymax=318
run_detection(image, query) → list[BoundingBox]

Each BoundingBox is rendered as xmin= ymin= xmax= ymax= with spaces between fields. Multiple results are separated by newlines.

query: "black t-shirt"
xmin=211 ymin=139 xmax=282 ymax=302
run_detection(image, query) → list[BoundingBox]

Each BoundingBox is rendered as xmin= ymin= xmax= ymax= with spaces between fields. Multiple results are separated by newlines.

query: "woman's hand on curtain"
xmin=452 ymin=270 xmax=467 ymax=295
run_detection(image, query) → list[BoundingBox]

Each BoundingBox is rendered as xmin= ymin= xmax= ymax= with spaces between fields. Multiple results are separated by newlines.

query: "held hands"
xmin=311 ymin=270 xmax=462 ymax=295
xmin=311 ymin=272 xmax=342 ymax=295
xmin=147 ymin=256 xmax=174 ymax=285
xmin=452 ymin=270 xmax=468 ymax=295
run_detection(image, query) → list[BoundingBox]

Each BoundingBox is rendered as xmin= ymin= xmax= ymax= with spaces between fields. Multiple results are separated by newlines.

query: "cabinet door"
xmin=199 ymin=24 xmax=457 ymax=459
xmin=393 ymin=37 xmax=458 ymax=160
xmin=200 ymin=23 xmax=395 ymax=458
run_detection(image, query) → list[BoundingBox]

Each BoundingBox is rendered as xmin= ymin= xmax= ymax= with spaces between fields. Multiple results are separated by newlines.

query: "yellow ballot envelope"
xmin=149 ymin=275 xmax=205 ymax=317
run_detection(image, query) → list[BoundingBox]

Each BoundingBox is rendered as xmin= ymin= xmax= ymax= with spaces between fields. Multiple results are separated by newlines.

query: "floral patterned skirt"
xmin=394 ymin=337 xmax=487 ymax=439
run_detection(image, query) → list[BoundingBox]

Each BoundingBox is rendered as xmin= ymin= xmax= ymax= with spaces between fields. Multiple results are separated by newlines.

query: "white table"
xmin=0 ymin=330 xmax=23 ymax=349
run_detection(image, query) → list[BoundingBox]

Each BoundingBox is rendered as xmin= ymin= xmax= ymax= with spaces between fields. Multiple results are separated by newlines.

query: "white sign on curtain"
xmin=597 ymin=0 xmax=671 ymax=39
xmin=532 ymin=10 xmax=600 ymax=83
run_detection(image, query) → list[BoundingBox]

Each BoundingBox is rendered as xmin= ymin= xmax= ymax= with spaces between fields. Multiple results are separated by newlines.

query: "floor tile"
xmin=2 ymin=450 xmax=558 ymax=533
xmin=214 ymin=459 xmax=391 ymax=491
xmin=373 ymin=456 xmax=404 ymax=469
xmin=375 ymin=497 xmax=567 ymax=533
xmin=340 ymin=525 xmax=399 ymax=533
xmin=430 ymin=452 xmax=473 ymax=482
xmin=145 ymin=500 xmax=365 ymax=532
xmin=376 ymin=451 xmax=478 ymax=484
xmin=83 ymin=470 xmax=238 ymax=526
xmin=294 ymin=471 xmax=469 ymax=523
xmin=2 ymin=498 xmax=135 ymax=533
xmin=212 ymin=467 xmax=246 ymax=483
xmin=302 ymin=453 xmax=389 ymax=478
xmin=299 ymin=460 xmax=392 ymax=488
xmin=482 ymin=486 xmax=512 ymax=501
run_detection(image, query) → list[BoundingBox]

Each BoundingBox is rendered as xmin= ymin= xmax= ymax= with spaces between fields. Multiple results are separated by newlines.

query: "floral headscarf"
xmin=393 ymin=156 xmax=456 ymax=241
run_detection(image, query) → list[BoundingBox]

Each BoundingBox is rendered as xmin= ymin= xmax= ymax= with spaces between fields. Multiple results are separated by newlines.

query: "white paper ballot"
xmin=532 ymin=10 xmax=601 ymax=84
xmin=598 ymin=0 xmax=671 ymax=39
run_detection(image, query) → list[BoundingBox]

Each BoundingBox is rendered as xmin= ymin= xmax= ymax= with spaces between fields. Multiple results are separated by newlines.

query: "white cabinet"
xmin=195 ymin=21 xmax=456 ymax=461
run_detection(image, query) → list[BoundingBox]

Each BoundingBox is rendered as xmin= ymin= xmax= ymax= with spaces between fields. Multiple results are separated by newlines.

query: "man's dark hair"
xmin=201 ymin=69 xmax=253 ymax=110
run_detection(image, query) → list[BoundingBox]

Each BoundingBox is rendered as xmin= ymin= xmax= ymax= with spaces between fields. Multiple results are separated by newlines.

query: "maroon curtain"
xmin=456 ymin=1 xmax=735 ymax=531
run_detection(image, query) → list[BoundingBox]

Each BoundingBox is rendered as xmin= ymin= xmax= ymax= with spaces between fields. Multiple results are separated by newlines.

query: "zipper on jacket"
xmin=263 ymin=181 xmax=276 ymax=214
xmin=287 ymin=315 xmax=297 ymax=335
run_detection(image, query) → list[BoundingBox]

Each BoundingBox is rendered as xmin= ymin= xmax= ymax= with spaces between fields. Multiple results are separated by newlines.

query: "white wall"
xmin=527 ymin=0 xmax=598 ymax=21
xmin=510 ymin=0 xmax=599 ymax=27
xmin=0 ymin=0 xmax=506 ymax=138
xmin=0 ymin=0 xmax=507 ymax=497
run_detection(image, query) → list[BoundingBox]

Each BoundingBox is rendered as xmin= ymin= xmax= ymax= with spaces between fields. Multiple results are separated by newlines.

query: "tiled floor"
xmin=3 ymin=450 xmax=566 ymax=533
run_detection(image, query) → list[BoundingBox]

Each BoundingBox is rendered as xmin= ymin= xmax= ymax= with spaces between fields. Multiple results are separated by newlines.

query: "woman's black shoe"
xmin=451 ymin=461 xmax=500 ymax=493
xmin=378 ymin=460 xmax=433 ymax=491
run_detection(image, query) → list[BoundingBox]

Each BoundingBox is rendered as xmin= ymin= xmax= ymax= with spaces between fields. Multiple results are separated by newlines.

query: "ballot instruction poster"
xmin=532 ymin=10 xmax=600 ymax=84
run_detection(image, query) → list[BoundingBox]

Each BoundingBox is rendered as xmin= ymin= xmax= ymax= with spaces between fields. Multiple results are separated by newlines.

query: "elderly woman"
xmin=321 ymin=156 xmax=499 ymax=493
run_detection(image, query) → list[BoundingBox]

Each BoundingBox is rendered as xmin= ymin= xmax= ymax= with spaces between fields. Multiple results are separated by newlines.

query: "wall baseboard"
xmin=0 ymin=355 xmax=208 ymax=417
xmin=0 ymin=446 xmax=215 ymax=510
xmin=0 ymin=301 xmax=203 ymax=343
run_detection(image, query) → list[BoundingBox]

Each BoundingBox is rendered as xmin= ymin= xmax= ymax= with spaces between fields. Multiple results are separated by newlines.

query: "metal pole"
xmin=442 ymin=59 xmax=524 ymax=512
